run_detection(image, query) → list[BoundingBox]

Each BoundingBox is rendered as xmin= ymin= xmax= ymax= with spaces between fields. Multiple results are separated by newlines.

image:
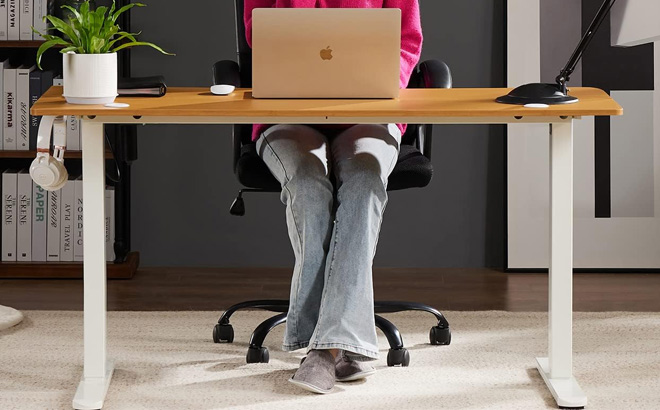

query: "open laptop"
xmin=251 ymin=8 xmax=401 ymax=99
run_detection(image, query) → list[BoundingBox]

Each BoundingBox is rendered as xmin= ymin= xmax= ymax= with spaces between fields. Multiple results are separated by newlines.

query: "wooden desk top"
xmin=31 ymin=86 xmax=622 ymax=119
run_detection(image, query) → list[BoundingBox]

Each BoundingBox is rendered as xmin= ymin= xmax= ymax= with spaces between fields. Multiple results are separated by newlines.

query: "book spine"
xmin=3 ymin=67 xmax=17 ymax=150
xmin=17 ymin=66 xmax=33 ymax=150
xmin=60 ymin=178 xmax=74 ymax=261
xmin=46 ymin=188 xmax=60 ymax=261
xmin=29 ymin=70 xmax=41 ymax=150
xmin=31 ymin=0 xmax=40 ymax=39
xmin=33 ymin=0 xmax=48 ymax=40
xmin=19 ymin=0 xmax=30 ymax=40
xmin=16 ymin=171 xmax=32 ymax=261
xmin=73 ymin=177 xmax=83 ymax=261
xmin=2 ymin=171 xmax=18 ymax=261
xmin=66 ymin=115 xmax=80 ymax=150
xmin=0 ymin=61 xmax=5 ymax=150
xmin=0 ymin=0 xmax=8 ymax=40
xmin=7 ymin=0 xmax=18 ymax=40
xmin=31 ymin=181 xmax=46 ymax=261
xmin=40 ymin=70 xmax=52 ymax=95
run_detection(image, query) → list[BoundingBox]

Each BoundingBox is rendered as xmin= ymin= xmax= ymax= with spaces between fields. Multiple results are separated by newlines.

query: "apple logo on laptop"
xmin=320 ymin=46 xmax=333 ymax=60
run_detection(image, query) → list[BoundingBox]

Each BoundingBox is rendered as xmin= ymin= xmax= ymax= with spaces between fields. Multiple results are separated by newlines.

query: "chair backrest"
xmin=232 ymin=0 xmax=420 ymax=145
xmin=234 ymin=0 xmax=253 ymax=88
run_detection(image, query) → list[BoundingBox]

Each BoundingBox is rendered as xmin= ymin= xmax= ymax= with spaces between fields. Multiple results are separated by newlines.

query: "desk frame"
xmin=64 ymin=114 xmax=583 ymax=409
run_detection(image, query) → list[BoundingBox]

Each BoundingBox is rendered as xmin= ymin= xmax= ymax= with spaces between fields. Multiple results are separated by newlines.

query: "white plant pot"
xmin=63 ymin=52 xmax=118 ymax=105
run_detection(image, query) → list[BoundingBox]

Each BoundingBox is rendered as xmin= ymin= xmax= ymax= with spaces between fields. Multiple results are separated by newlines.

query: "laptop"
xmin=251 ymin=8 xmax=401 ymax=99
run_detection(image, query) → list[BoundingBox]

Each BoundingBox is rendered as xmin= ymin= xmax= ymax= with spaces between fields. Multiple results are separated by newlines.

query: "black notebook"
xmin=118 ymin=76 xmax=167 ymax=97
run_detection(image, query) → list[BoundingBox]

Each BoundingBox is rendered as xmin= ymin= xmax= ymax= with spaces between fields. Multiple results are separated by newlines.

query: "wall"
xmin=128 ymin=0 xmax=506 ymax=267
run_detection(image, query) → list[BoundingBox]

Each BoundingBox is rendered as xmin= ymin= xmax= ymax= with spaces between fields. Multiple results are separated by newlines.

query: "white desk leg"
xmin=536 ymin=120 xmax=586 ymax=409
xmin=73 ymin=120 xmax=114 ymax=410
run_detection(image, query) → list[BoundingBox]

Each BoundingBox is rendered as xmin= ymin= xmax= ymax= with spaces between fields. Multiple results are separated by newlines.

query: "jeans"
xmin=256 ymin=123 xmax=401 ymax=361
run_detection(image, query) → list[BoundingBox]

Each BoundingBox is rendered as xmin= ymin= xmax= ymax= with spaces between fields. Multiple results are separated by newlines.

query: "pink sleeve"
xmin=384 ymin=0 xmax=424 ymax=89
xmin=244 ymin=0 xmax=277 ymax=48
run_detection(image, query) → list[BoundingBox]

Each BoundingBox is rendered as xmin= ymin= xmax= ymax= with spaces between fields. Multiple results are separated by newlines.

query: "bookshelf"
xmin=0 ymin=150 xmax=114 ymax=159
xmin=0 ymin=1 xmax=139 ymax=279
xmin=0 ymin=41 xmax=64 ymax=48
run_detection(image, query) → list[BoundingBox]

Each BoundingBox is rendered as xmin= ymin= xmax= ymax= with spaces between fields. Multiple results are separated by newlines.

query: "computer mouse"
xmin=211 ymin=84 xmax=235 ymax=95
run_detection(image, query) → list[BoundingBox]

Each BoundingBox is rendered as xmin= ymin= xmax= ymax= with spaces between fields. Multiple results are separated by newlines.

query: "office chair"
xmin=212 ymin=0 xmax=452 ymax=367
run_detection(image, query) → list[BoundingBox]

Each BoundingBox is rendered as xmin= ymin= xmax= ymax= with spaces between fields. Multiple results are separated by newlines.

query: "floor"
xmin=1 ymin=267 xmax=659 ymax=311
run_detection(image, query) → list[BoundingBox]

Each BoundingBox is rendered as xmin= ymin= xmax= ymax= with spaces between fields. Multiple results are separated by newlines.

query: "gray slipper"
xmin=335 ymin=350 xmax=376 ymax=382
xmin=288 ymin=349 xmax=336 ymax=394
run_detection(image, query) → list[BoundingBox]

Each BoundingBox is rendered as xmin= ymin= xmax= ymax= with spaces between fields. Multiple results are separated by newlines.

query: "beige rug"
xmin=1 ymin=311 xmax=659 ymax=410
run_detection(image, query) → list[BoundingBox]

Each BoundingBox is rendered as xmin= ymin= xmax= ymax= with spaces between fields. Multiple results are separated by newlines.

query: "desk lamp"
xmin=497 ymin=0 xmax=617 ymax=105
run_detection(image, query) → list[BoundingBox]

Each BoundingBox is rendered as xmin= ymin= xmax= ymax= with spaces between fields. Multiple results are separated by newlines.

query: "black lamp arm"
xmin=555 ymin=0 xmax=618 ymax=91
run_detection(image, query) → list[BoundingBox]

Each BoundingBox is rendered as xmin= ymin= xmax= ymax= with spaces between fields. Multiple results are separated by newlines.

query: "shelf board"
xmin=0 ymin=41 xmax=65 ymax=49
xmin=0 ymin=150 xmax=114 ymax=159
xmin=0 ymin=251 xmax=140 ymax=279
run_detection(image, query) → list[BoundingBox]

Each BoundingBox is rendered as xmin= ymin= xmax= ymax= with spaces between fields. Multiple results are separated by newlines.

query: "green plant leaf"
xmin=111 ymin=41 xmax=174 ymax=56
xmin=91 ymin=6 xmax=108 ymax=38
xmin=111 ymin=3 xmax=145 ymax=24
xmin=46 ymin=15 xmax=81 ymax=47
xmin=60 ymin=5 xmax=82 ymax=24
xmin=102 ymin=30 xmax=139 ymax=53
xmin=90 ymin=36 xmax=105 ymax=53
xmin=36 ymin=38 xmax=72 ymax=70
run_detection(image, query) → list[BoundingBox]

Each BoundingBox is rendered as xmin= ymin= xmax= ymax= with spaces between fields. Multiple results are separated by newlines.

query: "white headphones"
xmin=30 ymin=116 xmax=68 ymax=191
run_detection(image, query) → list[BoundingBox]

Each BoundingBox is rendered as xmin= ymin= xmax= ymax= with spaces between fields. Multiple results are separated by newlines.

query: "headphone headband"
xmin=36 ymin=116 xmax=66 ymax=152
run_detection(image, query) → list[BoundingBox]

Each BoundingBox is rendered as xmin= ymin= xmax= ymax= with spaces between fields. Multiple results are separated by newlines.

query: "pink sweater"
xmin=244 ymin=0 xmax=423 ymax=141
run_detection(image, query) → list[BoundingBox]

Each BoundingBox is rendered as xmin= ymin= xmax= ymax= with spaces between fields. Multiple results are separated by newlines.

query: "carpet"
xmin=0 ymin=310 xmax=659 ymax=410
xmin=0 ymin=305 xmax=23 ymax=331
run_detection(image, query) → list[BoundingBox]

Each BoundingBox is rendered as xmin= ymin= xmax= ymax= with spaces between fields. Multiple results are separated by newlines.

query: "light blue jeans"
xmin=256 ymin=123 xmax=401 ymax=361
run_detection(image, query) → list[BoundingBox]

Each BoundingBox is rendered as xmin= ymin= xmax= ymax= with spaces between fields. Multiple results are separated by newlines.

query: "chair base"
xmin=213 ymin=299 xmax=451 ymax=365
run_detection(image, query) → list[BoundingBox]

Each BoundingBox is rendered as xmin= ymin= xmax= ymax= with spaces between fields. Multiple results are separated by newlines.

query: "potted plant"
xmin=33 ymin=1 xmax=172 ymax=104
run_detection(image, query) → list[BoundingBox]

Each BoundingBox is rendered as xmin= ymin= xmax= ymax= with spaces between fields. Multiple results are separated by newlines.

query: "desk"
xmin=32 ymin=86 xmax=622 ymax=410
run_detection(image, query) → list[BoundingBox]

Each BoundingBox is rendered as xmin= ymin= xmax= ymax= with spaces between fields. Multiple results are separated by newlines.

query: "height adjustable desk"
xmin=32 ymin=86 xmax=622 ymax=410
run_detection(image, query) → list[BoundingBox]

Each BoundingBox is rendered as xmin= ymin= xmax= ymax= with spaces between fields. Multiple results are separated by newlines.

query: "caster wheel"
xmin=387 ymin=348 xmax=410 ymax=367
xmin=213 ymin=323 xmax=234 ymax=343
xmin=429 ymin=326 xmax=451 ymax=345
xmin=246 ymin=346 xmax=270 ymax=363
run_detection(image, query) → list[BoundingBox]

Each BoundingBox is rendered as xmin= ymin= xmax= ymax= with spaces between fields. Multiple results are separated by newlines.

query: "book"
xmin=32 ymin=0 xmax=48 ymax=40
xmin=2 ymin=170 xmax=18 ymax=261
xmin=29 ymin=69 xmax=41 ymax=150
xmin=16 ymin=169 xmax=32 ymax=261
xmin=19 ymin=0 xmax=31 ymax=40
xmin=3 ymin=66 xmax=17 ymax=150
xmin=105 ymin=186 xmax=115 ymax=262
xmin=73 ymin=176 xmax=83 ymax=261
xmin=47 ymin=188 xmax=60 ymax=261
xmin=0 ymin=59 xmax=9 ymax=149
xmin=60 ymin=177 xmax=74 ymax=261
xmin=66 ymin=115 xmax=80 ymax=150
xmin=0 ymin=0 xmax=8 ymax=40
xmin=17 ymin=65 xmax=35 ymax=150
xmin=118 ymin=76 xmax=167 ymax=97
xmin=31 ymin=180 xmax=47 ymax=261
xmin=7 ymin=0 xmax=18 ymax=40
xmin=40 ymin=70 xmax=53 ymax=95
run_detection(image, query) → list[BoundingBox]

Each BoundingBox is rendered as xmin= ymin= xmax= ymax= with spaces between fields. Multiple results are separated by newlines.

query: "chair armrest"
xmin=413 ymin=60 xmax=451 ymax=160
xmin=417 ymin=60 xmax=452 ymax=89
xmin=213 ymin=60 xmax=241 ymax=87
